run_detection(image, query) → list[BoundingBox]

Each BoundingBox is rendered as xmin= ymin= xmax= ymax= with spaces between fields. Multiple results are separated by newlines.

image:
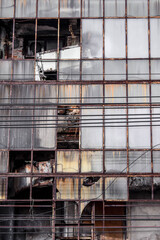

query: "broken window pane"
xmin=105 ymin=60 xmax=126 ymax=81
xmin=36 ymin=60 xmax=57 ymax=81
xmin=150 ymin=19 xmax=160 ymax=58
xmin=105 ymin=0 xmax=125 ymax=17
xmin=0 ymin=151 xmax=8 ymax=173
xmin=128 ymin=108 xmax=151 ymax=149
xmin=0 ymin=61 xmax=12 ymax=80
xmin=0 ymin=0 xmax=14 ymax=17
xmin=128 ymin=84 xmax=149 ymax=104
xmin=105 ymin=151 xmax=127 ymax=173
xmin=38 ymin=0 xmax=58 ymax=17
xmin=8 ymin=177 xmax=30 ymax=199
xmin=82 ymin=60 xmax=103 ymax=81
xmin=81 ymin=108 xmax=103 ymax=149
xmin=15 ymin=0 xmax=36 ymax=17
xmin=10 ymin=85 xmax=34 ymax=149
xmin=82 ymin=19 xmax=103 ymax=59
xmin=105 ymin=19 xmax=126 ymax=58
xmin=154 ymin=177 xmax=160 ymax=199
xmin=0 ymin=20 xmax=13 ymax=59
xmin=81 ymin=151 xmax=103 ymax=173
xmin=151 ymin=60 xmax=160 ymax=80
xmin=128 ymin=19 xmax=148 ymax=58
xmin=0 ymin=178 xmax=7 ymax=200
xmin=129 ymin=151 xmax=151 ymax=173
xmin=9 ymin=151 xmax=31 ymax=173
xmin=82 ymin=85 xmax=103 ymax=104
xmin=13 ymin=60 xmax=34 ymax=81
xmin=129 ymin=177 xmax=152 ymax=199
xmin=127 ymin=0 xmax=148 ymax=17
xmin=56 ymin=178 xmax=78 ymax=200
xmin=128 ymin=60 xmax=149 ymax=81
xmin=32 ymin=177 xmax=53 ymax=199
xmin=105 ymin=108 xmax=127 ymax=149
xmin=150 ymin=0 xmax=160 ymax=16
xmin=34 ymin=85 xmax=57 ymax=149
xmin=33 ymin=151 xmax=55 ymax=173
xmin=37 ymin=19 xmax=58 ymax=55
xmin=57 ymin=105 xmax=80 ymax=149
xmin=153 ymin=151 xmax=160 ymax=173
xmin=59 ymin=60 xmax=80 ymax=81
xmin=82 ymin=0 xmax=103 ymax=17
xmin=60 ymin=0 xmax=80 ymax=17
xmin=60 ymin=19 xmax=80 ymax=58
xmin=57 ymin=151 xmax=79 ymax=172
xmin=105 ymin=177 xmax=127 ymax=200
xmin=81 ymin=177 xmax=102 ymax=200
xmin=14 ymin=20 xmax=35 ymax=59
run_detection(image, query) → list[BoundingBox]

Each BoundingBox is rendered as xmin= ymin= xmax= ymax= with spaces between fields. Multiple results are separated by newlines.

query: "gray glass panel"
xmin=105 ymin=151 xmax=127 ymax=173
xmin=0 ymin=151 xmax=8 ymax=173
xmin=151 ymin=60 xmax=160 ymax=80
xmin=60 ymin=0 xmax=80 ymax=17
xmin=153 ymin=151 xmax=160 ymax=173
xmin=150 ymin=19 xmax=160 ymax=58
xmin=82 ymin=0 xmax=103 ymax=17
xmin=13 ymin=61 xmax=34 ymax=81
xmin=128 ymin=60 xmax=149 ymax=81
xmin=82 ymin=60 xmax=103 ymax=81
xmin=59 ymin=61 xmax=80 ymax=81
xmin=150 ymin=0 xmax=160 ymax=16
xmin=16 ymin=0 xmax=36 ymax=17
xmin=105 ymin=0 xmax=125 ymax=17
xmin=82 ymin=85 xmax=103 ymax=104
xmin=58 ymin=85 xmax=80 ymax=104
xmin=127 ymin=0 xmax=148 ymax=17
xmin=105 ymin=60 xmax=126 ymax=81
xmin=82 ymin=19 xmax=103 ymax=59
xmin=128 ymin=84 xmax=149 ymax=103
xmin=0 ymin=61 xmax=12 ymax=80
xmin=129 ymin=151 xmax=151 ymax=173
xmin=38 ymin=0 xmax=58 ymax=17
xmin=105 ymin=177 xmax=127 ymax=200
xmin=0 ymin=0 xmax=14 ymax=17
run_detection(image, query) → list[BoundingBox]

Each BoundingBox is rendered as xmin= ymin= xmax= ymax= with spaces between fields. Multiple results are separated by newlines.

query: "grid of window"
xmin=1 ymin=1 xmax=160 ymax=240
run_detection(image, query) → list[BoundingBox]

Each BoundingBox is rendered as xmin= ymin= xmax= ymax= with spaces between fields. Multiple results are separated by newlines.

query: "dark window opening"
xmin=0 ymin=19 xmax=13 ymax=59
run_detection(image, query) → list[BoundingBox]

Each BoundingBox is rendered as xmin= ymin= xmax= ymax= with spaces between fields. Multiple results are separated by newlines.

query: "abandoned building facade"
xmin=1 ymin=0 xmax=160 ymax=239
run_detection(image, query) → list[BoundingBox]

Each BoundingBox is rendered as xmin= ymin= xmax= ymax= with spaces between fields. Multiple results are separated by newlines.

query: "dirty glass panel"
xmin=56 ymin=178 xmax=78 ymax=200
xmin=154 ymin=177 xmax=160 ymax=199
xmin=153 ymin=152 xmax=160 ymax=173
xmin=128 ymin=60 xmax=149 ymax=81
xmin=81 ymin=177 xmax=102 ymax=200
xmin=0 ymin=151 xmax=8 ymax=173
xmin=0 ymin=85 xmax=10 ymax=149
xmin=105 ymin=20 xmax=125 ymax=58
xmin=0 ymin=61 xmax=12 ymax=80
xmin=105 ymin=0 xmax=125 ymax=17
xmin=59 ymin=60 xmax=80 ymax=81
xmin=129 ymin=151 xmax=151 ymax=173
xmin=13 ymin=61 xmax=34 ymax=81
xmin=14 ymin=20 xmax=35 ymax=59
xmin=58 ymin=85 xmax=80 ymax=104
xmin=82 ymin=60 xmax=103 ymax=81
xmin=105 ymin=60 xmax=126 ymax=81
xmin=128 ymin=19 xmax=148 ymax=58
xmin=10 ymin=85 xmax=34 ymax=149
xmin=16 ymin=0 xmax=36 ymax=17
xmin=151 ymin=60 xmax=160 ymax=80
xmin=81 ymin=107 xmax=103 ymax=149
xmin=150 ymin=0 xmax=160 ymax=16
xmin=128 ymin=108 xmax=150 ymax=149
xmin=8 ymin=177 xmax=30 ymax=199
xmin=0 ymin=178 xmax=7 ymax=200
xmin=82 ymin=0 xmax=103 ymax=17
xmin=152 ymin=108 xmax=160 ymax=149
xmin=150 ymin=19 xmax=160 ymax=58
xmin=129 ymin=177 xmax=152 ymax=199
xmin=34 ymin=85 xmax=57 ymax=149
xmin=105 ymin=84 xmax=126 ymax=104
xmin=0 ymin=20 xmax=13 ymax=59
xmin=0 ymin=0 xmax=14 ymax=17
xmin=105 ymin=108 xmax=127 ymax=149
xmin=151 ymin=84 xmax=160 ymax=103
xmin=82 ymin=85 xmax=103 ymax=104
xmin=105 ymin=151 xmax=127 ymax=173
xmin=127 ymin=0 xmax=148 ymax=17
xmin=82 ymin=19 xmax=103 ymax=59
xmin=60 ymin=0 xmax=80 ymax=17
xmin=105 ymin=178 xmax=127 ymax=200
xmin=128 ymin=84 xmax=149 ymax=104
xmin=81 ymin=151 xmax=103 ymax=173
xmin=57 ymin=151 xmax=79 ymax=173
xmin=38 ymin=0 xmax=58 ymax=17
